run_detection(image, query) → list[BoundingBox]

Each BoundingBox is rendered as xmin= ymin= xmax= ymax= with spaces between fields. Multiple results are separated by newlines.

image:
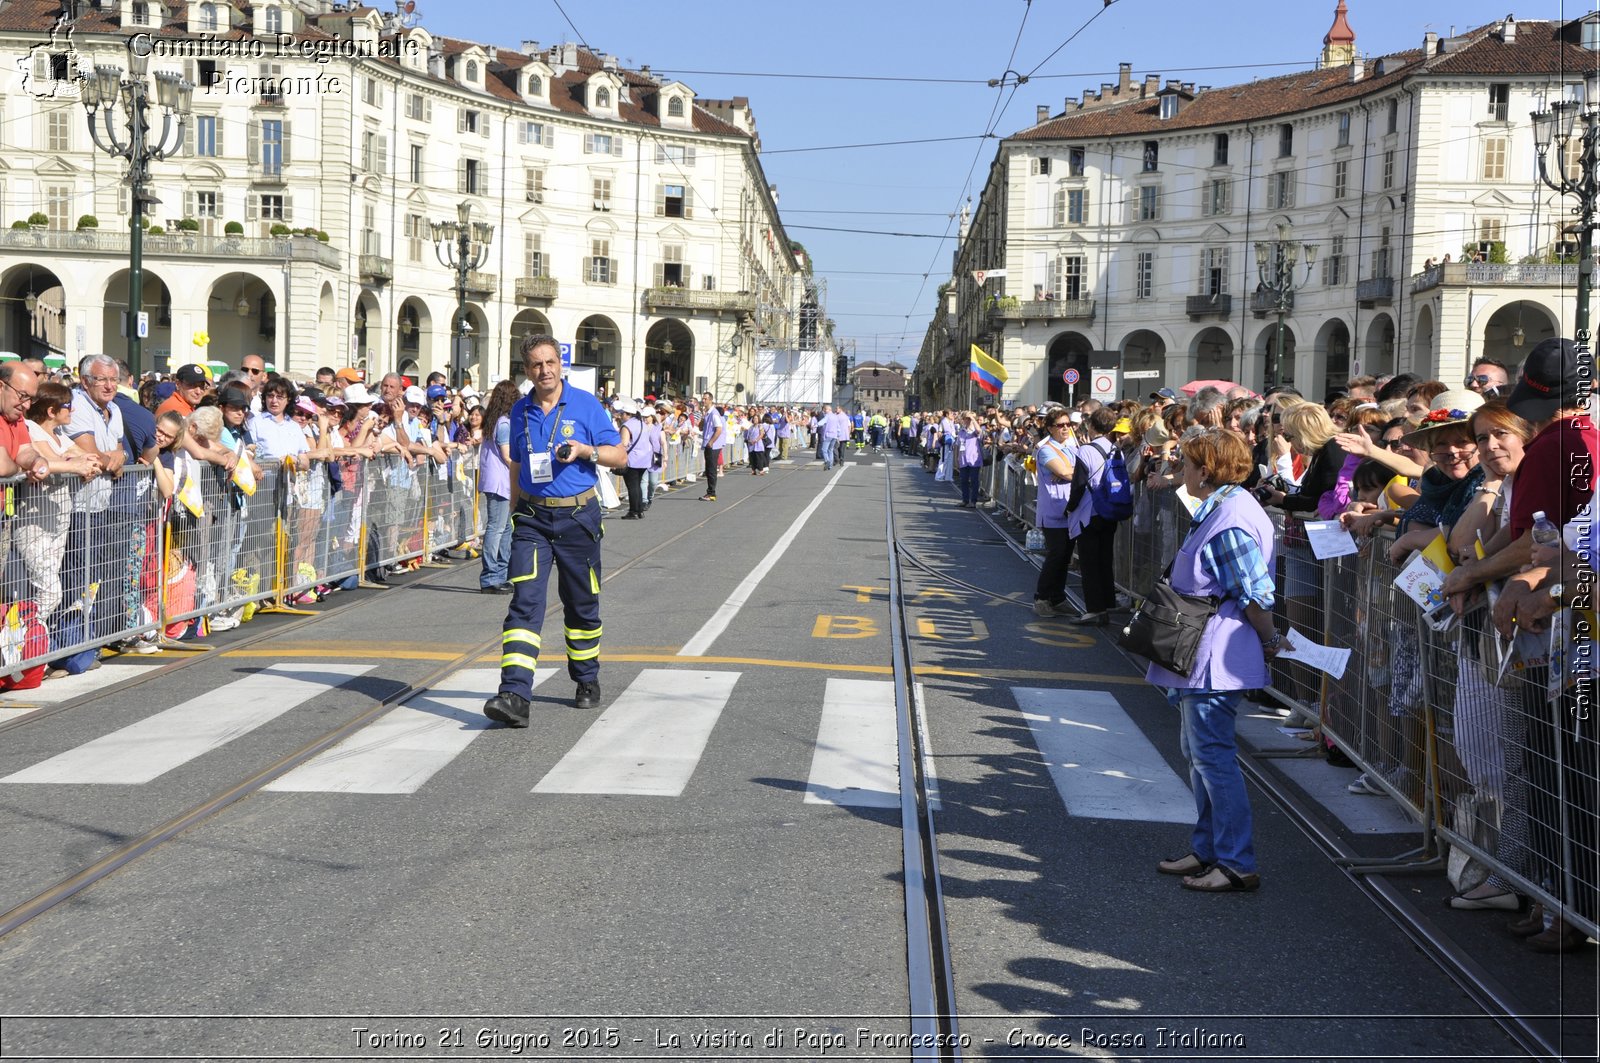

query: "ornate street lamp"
xmin=1532 ymin=73 xmax=1600 ymax=348
xmin=81 ymin=38 xmax=192 ymax=377
xmin=431 ymin=200 xmax=493 ymax=387
xmin=1254 ymin=221 xmax=1317 ymax=391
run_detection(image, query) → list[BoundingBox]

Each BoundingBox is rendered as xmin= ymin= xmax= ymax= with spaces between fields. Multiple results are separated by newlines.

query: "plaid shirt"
xmin=1191 ymin=485 xmax=1275 ymax=610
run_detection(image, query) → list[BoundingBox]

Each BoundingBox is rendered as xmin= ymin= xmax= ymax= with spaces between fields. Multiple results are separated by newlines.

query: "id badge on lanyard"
xmin=526 ymin=399 xmax=565 ymax=485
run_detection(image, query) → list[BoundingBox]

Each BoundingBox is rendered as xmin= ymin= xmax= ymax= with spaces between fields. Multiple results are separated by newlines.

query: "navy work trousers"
xmin=498 ymin=498 xmax=604 ymax=698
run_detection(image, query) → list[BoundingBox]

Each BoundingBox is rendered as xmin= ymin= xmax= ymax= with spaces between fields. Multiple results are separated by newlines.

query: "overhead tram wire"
xmin=547 ymin=0 xmax=590 ymax=51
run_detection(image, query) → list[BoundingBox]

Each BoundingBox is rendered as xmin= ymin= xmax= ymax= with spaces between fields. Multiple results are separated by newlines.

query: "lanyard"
xmin=524 ymin=386 xmax=567 ymax=457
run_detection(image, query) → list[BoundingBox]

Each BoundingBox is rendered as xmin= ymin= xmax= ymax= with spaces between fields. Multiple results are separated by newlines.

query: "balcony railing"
xmin=1356 ymin=277 xmax=1394 ymax=304
xmin=0 ymin=227 xmax=342 ymax=268
xmin=515 ymin=275 xmax=559 ymax=301
xmin=1186 ymin=293 xmax=1233 ymax=318
xmin=1250 ymin=290 xmax=1293 ymax=316
xmin=1412 ymin=261 xmax=1582 ymax=294
xmin=358 ymin=255 xmax=392 ymax=282
xmin=989 ymin=298 xmax=1096 ymax=323
xmin=465 ymin=271 xmax=497 ymax=295
xmin=643 ymin=286 xmax=757 ymax=314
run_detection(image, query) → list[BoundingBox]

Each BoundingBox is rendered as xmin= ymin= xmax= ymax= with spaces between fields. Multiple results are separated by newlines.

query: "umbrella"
xmin=1180 ymin=378 xmax=1255 ymax=397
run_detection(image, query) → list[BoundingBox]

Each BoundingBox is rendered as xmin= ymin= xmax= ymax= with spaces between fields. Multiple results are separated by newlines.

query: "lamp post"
xmin=1254 ymin=221 xmax=1317 ymax=391
xmin=80 ymin=38 xmax=192 ymax=377
xmin=431 ymin=200 xmax=493 ymax=388
xmin=1532 ymin=73 xmax=1600 ymax=349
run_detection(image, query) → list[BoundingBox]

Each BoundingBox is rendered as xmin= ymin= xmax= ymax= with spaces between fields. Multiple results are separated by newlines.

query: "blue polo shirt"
xmin=509 ymin=383 xmax=619 ymax=497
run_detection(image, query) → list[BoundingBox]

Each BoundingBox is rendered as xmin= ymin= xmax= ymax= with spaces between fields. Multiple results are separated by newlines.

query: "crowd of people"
xmin=903 ymin=343 xmax=1595 ymax=949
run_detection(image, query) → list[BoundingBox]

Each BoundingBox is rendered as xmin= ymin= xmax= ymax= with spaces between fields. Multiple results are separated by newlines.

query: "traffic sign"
xmin=1124 ymin=369 xmax=1162 ymax=379
xmin=559 ymin=342 xmax=573 ymax=366
xmin=1063 ymin=368 xmax=1080 ymax=385
xmin=1090 ymin=368 xmax=1118 ymax=402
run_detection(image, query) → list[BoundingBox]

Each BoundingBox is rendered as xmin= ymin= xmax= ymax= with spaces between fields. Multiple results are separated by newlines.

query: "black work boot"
xmin=483 ymin=692 xmax=530 ymax=727
xmin=574 ymin=681 xmax=601 ymax=710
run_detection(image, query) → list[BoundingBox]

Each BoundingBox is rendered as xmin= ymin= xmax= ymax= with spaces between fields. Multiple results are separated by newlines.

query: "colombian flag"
xmin=969 ymin=344 xmax=1007 ymax=395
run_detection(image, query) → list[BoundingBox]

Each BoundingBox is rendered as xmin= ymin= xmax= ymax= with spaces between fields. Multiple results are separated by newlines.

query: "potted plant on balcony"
xmin=223 ymin=220 xmax=244 ymax=235
xmin=269 ymin=223 xmax=292 ymax=237
xmin=75 ymin=215 xmax=98 ymax=230
xmin=27 ymin=212 xmax=49 ymax=230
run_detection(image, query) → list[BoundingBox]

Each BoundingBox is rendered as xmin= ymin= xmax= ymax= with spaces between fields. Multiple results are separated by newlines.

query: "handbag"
xmin=1117 ymin=505 xmax=1222 ymax=675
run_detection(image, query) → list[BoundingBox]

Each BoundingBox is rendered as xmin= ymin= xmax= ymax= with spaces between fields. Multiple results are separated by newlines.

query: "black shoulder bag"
xmin=1116 ymin=511 xmax=1222 ymax=676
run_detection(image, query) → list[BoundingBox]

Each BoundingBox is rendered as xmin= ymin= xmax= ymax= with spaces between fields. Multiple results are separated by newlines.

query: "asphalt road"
xmin=0 ymin=444 xmax=1580 ymax=1061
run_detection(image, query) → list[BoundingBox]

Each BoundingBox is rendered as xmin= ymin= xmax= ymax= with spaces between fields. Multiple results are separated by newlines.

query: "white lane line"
xmin=677 ymin=465 xmax=848 ymax=657
xmin=2 ymin=663 xmax=377 ymax=785
xmin=805 ymin=679 xmax=938 ymax=809
xmin=532 ymin=669 xmax=739 ymax=796
xmin=1013 ymin=687 xmax=1194 ymax=823
xmin=265 ymin=668 xmax=557 ymax=794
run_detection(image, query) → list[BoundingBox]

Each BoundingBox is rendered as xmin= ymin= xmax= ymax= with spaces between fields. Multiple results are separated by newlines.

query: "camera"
xmin=554 ymin=442 xmax=576 ymax=462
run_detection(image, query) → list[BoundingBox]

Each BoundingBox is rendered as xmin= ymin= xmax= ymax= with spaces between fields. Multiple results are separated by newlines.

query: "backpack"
xmin=1088 ymin=439 xmax=1134 ymax=521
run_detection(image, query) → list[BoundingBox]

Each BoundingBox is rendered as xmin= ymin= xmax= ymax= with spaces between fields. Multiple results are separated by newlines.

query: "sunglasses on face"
xmin=1379 ymin=437 xmax=1404 ymax=450
xmin=1466 ymin=375 xmax=1498 ymax=386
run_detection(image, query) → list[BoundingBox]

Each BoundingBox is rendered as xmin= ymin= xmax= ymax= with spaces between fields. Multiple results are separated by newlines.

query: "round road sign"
xmin=1063 ymin=368 xmax=1080 ymax=385
xmin=1092 ymin=372 xmax=1115 ymax=395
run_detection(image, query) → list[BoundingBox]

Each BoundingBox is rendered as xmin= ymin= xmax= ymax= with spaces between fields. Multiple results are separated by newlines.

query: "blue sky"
xmin=425 ymin=0 xmax=1581 ymax=367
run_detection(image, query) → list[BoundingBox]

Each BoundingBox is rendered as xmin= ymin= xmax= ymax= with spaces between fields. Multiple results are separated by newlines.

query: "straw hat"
xmin=1402 ymin=389 xmax=1484 ymax=444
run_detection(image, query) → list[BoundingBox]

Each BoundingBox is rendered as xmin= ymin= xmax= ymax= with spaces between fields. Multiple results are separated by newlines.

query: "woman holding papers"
xmin=1150 ymin=429 xmax=1285 ymax=893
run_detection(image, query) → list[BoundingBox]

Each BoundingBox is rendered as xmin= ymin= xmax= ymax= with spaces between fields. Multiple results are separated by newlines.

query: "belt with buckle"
xmin=523 ymin=488 xmax=597 ymax=509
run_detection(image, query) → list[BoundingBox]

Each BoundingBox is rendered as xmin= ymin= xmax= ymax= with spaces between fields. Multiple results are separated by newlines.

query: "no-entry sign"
xmin=1090 ymin=369 xmax=1118 ymax=402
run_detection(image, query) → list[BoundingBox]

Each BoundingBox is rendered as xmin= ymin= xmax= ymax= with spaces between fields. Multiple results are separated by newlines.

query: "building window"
xmin=1200 ymin=246 xmax=1229 ymax=295
xmin=593 ymin=177 xmax=612 ymax=211
xmin=519 ymin=121 xmax=551 ymax=147
xmin=587 ymin=238 xmax=613 ymax=284
xmin=404 ymin=213 xmax=424 ymax=262
xmin=1268 ymin=171 xmax=1294 ymax=209
xmin=260 ymin=118 xmax=283 ymax=174
xmin=526 ymin=74 xmax=542 ymax=97
xmin=460 ymin=109 xmax=481 ymax=135
xmin=525 ymin=168 xmax=544 ymax=203
xmin=198 ymin=2 xmax=219 ymax=31
xmin=44 ymin=183 xmax=72 ymax=229
xmin=1142 ymin=140 xmax=1159 ymax=172
xmin=1138 ymin=184 xmax=1159 ymax=221
xmin=655 ymin=144 xmax=696 ymax=166
xmin=465 ymin=60 xmax=478 ymax=82
xmin=1382 ymin=149 xmax=1395 ymax=189
xmin=595 ymin=86 xmax=611 ymax=109
xmin=658 ymin=243 xmax=686 ymax=286
xmin=1337 ymin=112 xmax=1351 ymax=147
xmin=361 ymin=130 xmax=377 ymax=172
xmin=1278 ymin=123 xmax=1293 ymax=157
xmin=1371 ymin=225 xmax=1392 ymax=278
xmin=1321 ymin=235 xmax=1345 ymax=286
xmin=195 ymin=115 xmax=219 ymax=157
xmin=259 ymin=193 xmax=285 ymax=221
xmin=1333 ymin=159 xmax=1349 ymax=200
xmin=524 ymin=232 xmax=545 ymax=277
xmin=463 ymin=158 xmax=485 ymax=195
xmin=1482 ymin=137 xmax=1507 ymax=181
xmin=1051 ymin=254 xmax=1086 ymax=301
xmin=409 ymin=143 xmax=423 ymax=183
xmin=1031 ymin=157 xmax=1051 ymax=176
xmin=660 ymin=183 xmax=687 ymax=218
xmin=264 ymin=5 xmax=282 ymax=33
xmin=363 ymin=77 xmax=381 ymax=106
xmin=1135 ymin=250 xmax=1154 ymax=300
xmin=1213 ymin=133 xmax=1228 ymax=166
xmin=1479 ymin=218 xmax=1504 ymax=248
xmin=47 ymin=108 xmax=71 ymax=151
xmin=1068 ymin=146 xmax=1085 ymax=176
xmin=406 ymin=93 xmax=428 ymax=121
xmin=1564 ymin=134 xmax=1584 ymax=181
xmin=361 ymin=204 xmax=379 ymax=257
xmin=1159 ymin=94 xmax=1179 ymax=120
xmin=1489 ymin=82 xmax=1509 ymax=121
xmin=1203 ymin=178 xmax=1230 ymax=216
xmin=586 ymin=133 xmax=618 ymax=155
xmin=1055 ymin=187 xmax=1087 ymax=226
xmin=131 ymin=1 xmax=149 ymax=25
xmin=1387 ymin=98 xmax=1399 ymax=134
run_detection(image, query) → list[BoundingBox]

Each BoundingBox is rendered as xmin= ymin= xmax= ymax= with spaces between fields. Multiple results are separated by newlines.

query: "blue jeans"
xmin=1169 ymin=687 xmax=1256 ymax=874
xmin=820 ymin=437 xmax=837 ymax=467
xmin=480 ymin=493 xmax=511 ymax=587
xmin=957 ymin=464 xmax=981 ymax=504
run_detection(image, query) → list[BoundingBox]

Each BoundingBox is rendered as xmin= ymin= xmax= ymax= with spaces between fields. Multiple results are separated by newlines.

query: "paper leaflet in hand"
xmin=1303 ymin=520 xmax=1358 ymax=560
xmin=177 ymin=466 xmax=204 ymax=518
xmin=231 ymin=454 xmax=257 ymax=497
xmin=1278 ymin=627 xmax=1351 ymax=680
xmin=1393 ymin=547 xmax=1456 ymax=631
xmin=0 ymin=603 xmax=20 ymax=667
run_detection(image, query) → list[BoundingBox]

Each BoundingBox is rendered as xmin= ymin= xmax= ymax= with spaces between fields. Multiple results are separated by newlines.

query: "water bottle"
xmin=1530 ymin=510 xmax=1560 ymax=547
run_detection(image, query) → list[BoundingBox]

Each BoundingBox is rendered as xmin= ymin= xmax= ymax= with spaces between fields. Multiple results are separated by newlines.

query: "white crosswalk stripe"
xmin=1013 ymin=687 xmax=1194 ymax=823
xmin=532 ymin=669 xmax=739 ymax=796
xmin=2 ymin=663 xmax=377 ymax=785
xmin=265 ymin=668 xmax=558 ymax=794
xmin=805 ymin=678 xmax=937 ymax=809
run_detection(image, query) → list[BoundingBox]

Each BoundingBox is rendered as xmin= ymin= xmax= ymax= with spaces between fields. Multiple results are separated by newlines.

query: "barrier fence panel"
xmin=161 ymin=459 xmax=284 ymax=630
xmin=365 ymin=454 xmax=428 ymax=573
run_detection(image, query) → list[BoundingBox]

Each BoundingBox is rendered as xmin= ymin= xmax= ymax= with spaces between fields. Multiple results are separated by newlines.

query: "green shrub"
xmin=75 ymin=214 xmax=98 ymax=229
xmin=176 ymin=218 xmax=200 ymax=232
xmin=146 ymin=225 xmax=165 ymax=235
xmin=268 ymin=223 xmax=292 ymax=236
xmin=223 ymin=220 xmax=244 ymax=235
xmin=10 ymin=220 xmax=28 ymax=230
xmin=27 ymin=212 xmax=49 ymax=226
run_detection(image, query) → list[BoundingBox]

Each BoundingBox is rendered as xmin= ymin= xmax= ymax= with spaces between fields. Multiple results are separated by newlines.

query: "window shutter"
xmin=376 ymin=134 xmax=388 ymax=173
xmin=542 ymin=125 xmax=554 ymax=148
xmin=281 ymin=121 xmax=291 ymax=165
xmin=654 ymin=145 xmax=665 ymax=164
xmin=684 ymin=146 xmax=695 ymax=166
xmin=682 ymin=188 xmax=692 ymax=219
xmin=652 ymin=262 xmax=663 ymax=286
xmin=682 ymin=265 xmax=693 ymax=288
xmin=517 ymin=123 xmax=528 ymax=145
xmin=654 ymin=184 xmax=664 ymax=215
xmin=246 ymin=193 xmax=258 ymax=220
xmin=182 ymin=188 xmax=195 ymax=218
xmin=1052 ymin=189 xmax=1064 ymax=226
xmin=583 ymin=255 xmax=592 ymax=281
xmin=215 ymin=116 xmax=224 ymax=156
xmin=480 ymin=119 xmax=489 ymax=139
xmin=457 ymin=109 xmax=466 ymax=133
xmin=282 ymin=194 xmax=292 ymax=223
xmin=457 ymin=160 xmax=467 ymax=194
xmin=479 ymin=165 xmax=489 ymax=197
xmin=184 ymin=59 xmax=195 ymax=87
xmin=247 ymin=120 xmax=259 ymax=165
xmin=583 ymin=133 xmax=593 ymax=154
xmin=611 ymin=138 xmax=623 ymax=158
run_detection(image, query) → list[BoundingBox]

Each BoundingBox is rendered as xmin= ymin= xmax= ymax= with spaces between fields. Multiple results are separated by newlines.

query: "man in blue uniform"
xmin=484 ymin=335 xmax=625 ymax=723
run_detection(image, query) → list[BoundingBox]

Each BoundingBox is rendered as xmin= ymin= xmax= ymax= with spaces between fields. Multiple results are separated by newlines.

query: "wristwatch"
xmin=1262 ymin=632 xmax=1283 ymax=650
xmin=1549 ymin=582 xmax=1565 ymax=602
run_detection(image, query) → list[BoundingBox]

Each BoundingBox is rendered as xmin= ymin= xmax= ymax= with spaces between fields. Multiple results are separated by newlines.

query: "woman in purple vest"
xmin=1149 ymin=429 xmax=1288 ymax=892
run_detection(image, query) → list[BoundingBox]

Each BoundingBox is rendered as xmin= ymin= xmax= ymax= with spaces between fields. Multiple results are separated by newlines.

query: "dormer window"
xmin=1584 ymin=15 xmax=1600 ymax=50
xmin=527 ymin=74 xmax=542 ymax=96
xmin=263 ymin=6 xmax=282 ymax=34
xmin=596 ymin=86 xmax=611 ymax=109
xmin=465 ymin=60 xmax=478 ymax=82
xmin=198 ymin=1 xmax=218 ymax=30
xmin=667 ymin=96 xmax=684 ymax=118
xmin=1159 ymin=94 xmax=1178 ymax=120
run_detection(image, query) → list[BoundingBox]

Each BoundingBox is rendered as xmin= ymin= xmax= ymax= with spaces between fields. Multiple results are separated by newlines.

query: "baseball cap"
xmin=342 ymin=383 xmax=375 ymax=405
xmin=294 ymin=397 xmax=318 ymax=416
xmin=613 ymin=398 xmax=639 ymax=415
xmin=403 ymin=385 xmax=427 ymax=406
xmin=174 ymin=363 xmax=209 ymax=386
xmin=426 ymin=384 xmax=450 ymax=402
xmin=1150 ymin=387 xmax=1179 ymax=402
xmin=335 ymin=367 xmax=365 ymax=384
xmin=219 ymin=387 xmax=250 ymax=409
xmin=153 ymin=381 xmax=176 ymax=402
xmin=1507 ymin=338 xmax=1595 ymax=423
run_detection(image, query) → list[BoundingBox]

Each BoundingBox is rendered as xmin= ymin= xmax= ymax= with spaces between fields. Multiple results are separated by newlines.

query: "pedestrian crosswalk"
xmin=0 ymin=663 xmax=1189 ymax=820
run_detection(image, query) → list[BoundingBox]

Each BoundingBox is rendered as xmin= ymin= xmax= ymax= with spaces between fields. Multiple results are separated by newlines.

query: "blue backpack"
xmin=1088 ymin=439 xmax=1134 ymax=521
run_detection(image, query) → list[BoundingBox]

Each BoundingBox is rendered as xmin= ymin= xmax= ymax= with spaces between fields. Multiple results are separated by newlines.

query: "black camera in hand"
xmin=554 ymin=442 xmax=576 ymax=462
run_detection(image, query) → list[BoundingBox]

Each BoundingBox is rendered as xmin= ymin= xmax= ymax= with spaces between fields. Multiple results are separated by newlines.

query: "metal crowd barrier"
xmin=1106 ymin=483 xmax=1597 ymax=941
